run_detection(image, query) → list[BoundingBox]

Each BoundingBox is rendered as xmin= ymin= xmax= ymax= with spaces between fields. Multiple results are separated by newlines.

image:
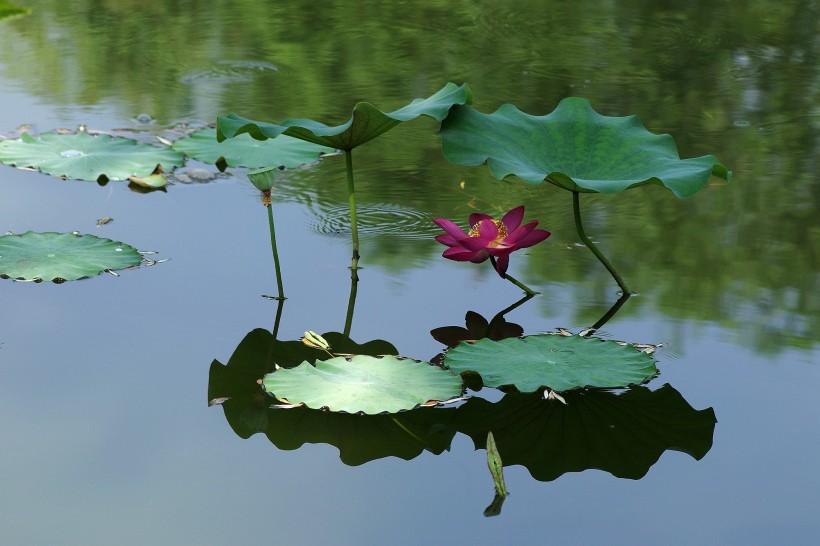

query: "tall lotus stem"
xmin=345 ymin=150 xmax=361 ymax=270
xmin=343 ymin=266 xmax=359 ymax=338
xmin=271 ymin=296 xmax=285 ymax=339
xmin=263 ymin=190 xmax=286 ymax=300
xmin=572 ymin=191 xmax=631 ymax=295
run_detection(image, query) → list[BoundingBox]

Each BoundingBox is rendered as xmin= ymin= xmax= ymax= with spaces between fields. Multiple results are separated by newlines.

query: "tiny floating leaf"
xmin=128 ymin=173 xmax=168 ymax=189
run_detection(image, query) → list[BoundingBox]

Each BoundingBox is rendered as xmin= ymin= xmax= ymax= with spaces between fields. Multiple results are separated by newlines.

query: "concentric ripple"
xmin=307 ymin=203 xmax=441 ymax=240
xmin=180 ymin=60 xmax=278 ymax=84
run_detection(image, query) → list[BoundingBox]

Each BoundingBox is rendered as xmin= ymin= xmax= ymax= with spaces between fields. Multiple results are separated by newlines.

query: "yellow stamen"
xmin=469 ymin=219 xmax=508 ymax=242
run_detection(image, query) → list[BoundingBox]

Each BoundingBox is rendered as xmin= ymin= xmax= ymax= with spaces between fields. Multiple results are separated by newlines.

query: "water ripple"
xmin=307 ymin=203 xmax=440 ymax=240
xmin=180 ymin=60 xmax=278 ymax=84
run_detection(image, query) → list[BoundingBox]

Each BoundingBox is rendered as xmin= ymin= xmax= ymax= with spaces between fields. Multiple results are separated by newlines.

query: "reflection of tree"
xmin=456 ymin=385 xmax=717 ymax=481
xmin=3 ymin=0 xmax=815 ymax=351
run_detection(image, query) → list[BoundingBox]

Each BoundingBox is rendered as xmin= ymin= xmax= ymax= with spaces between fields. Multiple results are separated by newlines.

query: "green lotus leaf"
xmin=0 ymin=131 xmax=184 ymax=182
xmin=217 ymin=82 xmax=473 ymax=150
xmin=208 ymin=328 xmax=399 ymax=407
xmin=172 ymin=128 xmax=333 ymax=170
xmin=128 ymin=173 xmax=168 ymax=188
xmin=455 ymin=385 xmax=717 ymax=481
xmin=0 ymin=0 xmax=29 ymax=20
xmin=0 ymin=231 xmax=143 ymax=282
xmin=262 ymin=355 xmax=463 ymax=414
xmin=443 ymin=334 xmax=657 ymax=392
xmin=440 ymin=98 xmax=731 ymax=197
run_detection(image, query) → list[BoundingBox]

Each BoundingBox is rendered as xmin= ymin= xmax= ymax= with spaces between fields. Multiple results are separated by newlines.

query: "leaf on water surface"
xmin=208 ymin=329 xmax=400 ymax=408
xmin=209 ymin=330 xmax=460 ymax=463
xmin=262 ymin=354 xmax=464 ymax=415
xmin=442 ymin=333 xmax=657 ymax=392
xmin=0 ymin=131 xmax=184 ymax=182
xmin=0 ymin=231 xmax=143 ymax=282
xmin=128 ymin=173 xmax=168 ymax=189
xmin=172 ymin=128 xmax=334 ymax=171
xmin=440 ymin=97 xmax=731 ymax=197
xmin=217 ymin=82 xmax=473 ymax=150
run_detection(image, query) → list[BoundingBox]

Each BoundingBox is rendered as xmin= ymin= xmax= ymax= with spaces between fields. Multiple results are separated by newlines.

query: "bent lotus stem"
xmin=587 ymin=291 xmax=631 ymax=334
xmin=264 ymin=192 xmax=286 ymax=300
xmin=572 ymin=191 xmax=631 ymax=295
xmin=489 ymin=256 xmax=539 ymax=295
xmin=487 ymin=292 xmax=535 ymax=332
xmin=271 ymin=297 xmax=285 ymax=340
xmin=345 ymin=150 xmax=361 ymax=270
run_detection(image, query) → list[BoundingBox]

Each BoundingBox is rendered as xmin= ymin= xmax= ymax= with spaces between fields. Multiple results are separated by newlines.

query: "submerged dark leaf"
xmin=456 ymin=385 xmax=717 ymax=481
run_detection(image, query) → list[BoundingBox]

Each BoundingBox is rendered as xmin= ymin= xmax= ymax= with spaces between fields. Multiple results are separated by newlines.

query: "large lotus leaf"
xmin=208 ymin=328 xmax=399 ymax=406
xmin=0 ymin=132 xmax=184 ymax=182
xmin=172 ymin=128 xmax=334 ymax=170
xmin=262 ymin=355 xmax=463 ymax=414
xmin=443 ymin=334 xmax=656 ymax=392
xmin=0 ymin=231 xmax=142 ymax=282
xmin=440 ymin=98 xmax=731 ymax=198
xmin=217 ymin=82 xmax=473 ymax=150
xmin=455 ymin=385 xmax=717 ymax=481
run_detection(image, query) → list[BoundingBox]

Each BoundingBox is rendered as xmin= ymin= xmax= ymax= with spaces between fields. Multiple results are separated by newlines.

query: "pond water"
xmin=1 ymin=1 xmax=818 ymax=544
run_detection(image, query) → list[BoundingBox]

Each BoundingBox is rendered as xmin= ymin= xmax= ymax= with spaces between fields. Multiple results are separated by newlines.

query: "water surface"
xmin=1 ymin=1 xmax=818 ymax=544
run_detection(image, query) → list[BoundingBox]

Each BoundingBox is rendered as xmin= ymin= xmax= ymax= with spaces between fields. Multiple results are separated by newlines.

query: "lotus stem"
xmin=572 ymin=191 xmax=631 ymax=295
xmin=265 ymin=195 xmax=286 ymax=300
xmin=345 ymin=150 xmax=361 ymax=270
xmin=487 ymin=292 xmax=534 ymax=332
xmin=343 ymin=266 xmax=359 ymax=338
xmin=490 ymin=256 xmax=539 ymax=295
xmin=271 ymin=297 xmax=285 ymax=339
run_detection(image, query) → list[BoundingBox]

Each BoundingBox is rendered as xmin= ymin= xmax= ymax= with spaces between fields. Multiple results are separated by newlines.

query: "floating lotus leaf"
xmin=128 ymin=173 xmax=168 ymax=189
xmin=455 ymin=385 xmax=717 ymax=481
xmin=172 ymin=128 xmax=333 ymax=170
xmin=0 ymin=231 xmax=143 ymax=282
xmin=440 ymin=98 xmax=731 ymax=197
xmin=208 ymin=328 xmax=399 ymax=408
xmin=217 ymin=82 xmax=473 ymax=150
xmin=443 ymin=334 xmax=657 ymax=392
xmin=0 ymin=131 xmax=184 ymax=182
xmin=262 ymin=355 xmax=463 ymax=414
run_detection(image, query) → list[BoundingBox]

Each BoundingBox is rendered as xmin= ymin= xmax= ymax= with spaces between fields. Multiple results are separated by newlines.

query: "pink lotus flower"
xmin=433 ymin=206 xmax=550 ymax=277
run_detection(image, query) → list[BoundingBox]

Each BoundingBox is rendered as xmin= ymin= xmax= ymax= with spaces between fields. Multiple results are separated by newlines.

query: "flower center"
xmin=469 ymin=219 xmax=508 ymax=242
